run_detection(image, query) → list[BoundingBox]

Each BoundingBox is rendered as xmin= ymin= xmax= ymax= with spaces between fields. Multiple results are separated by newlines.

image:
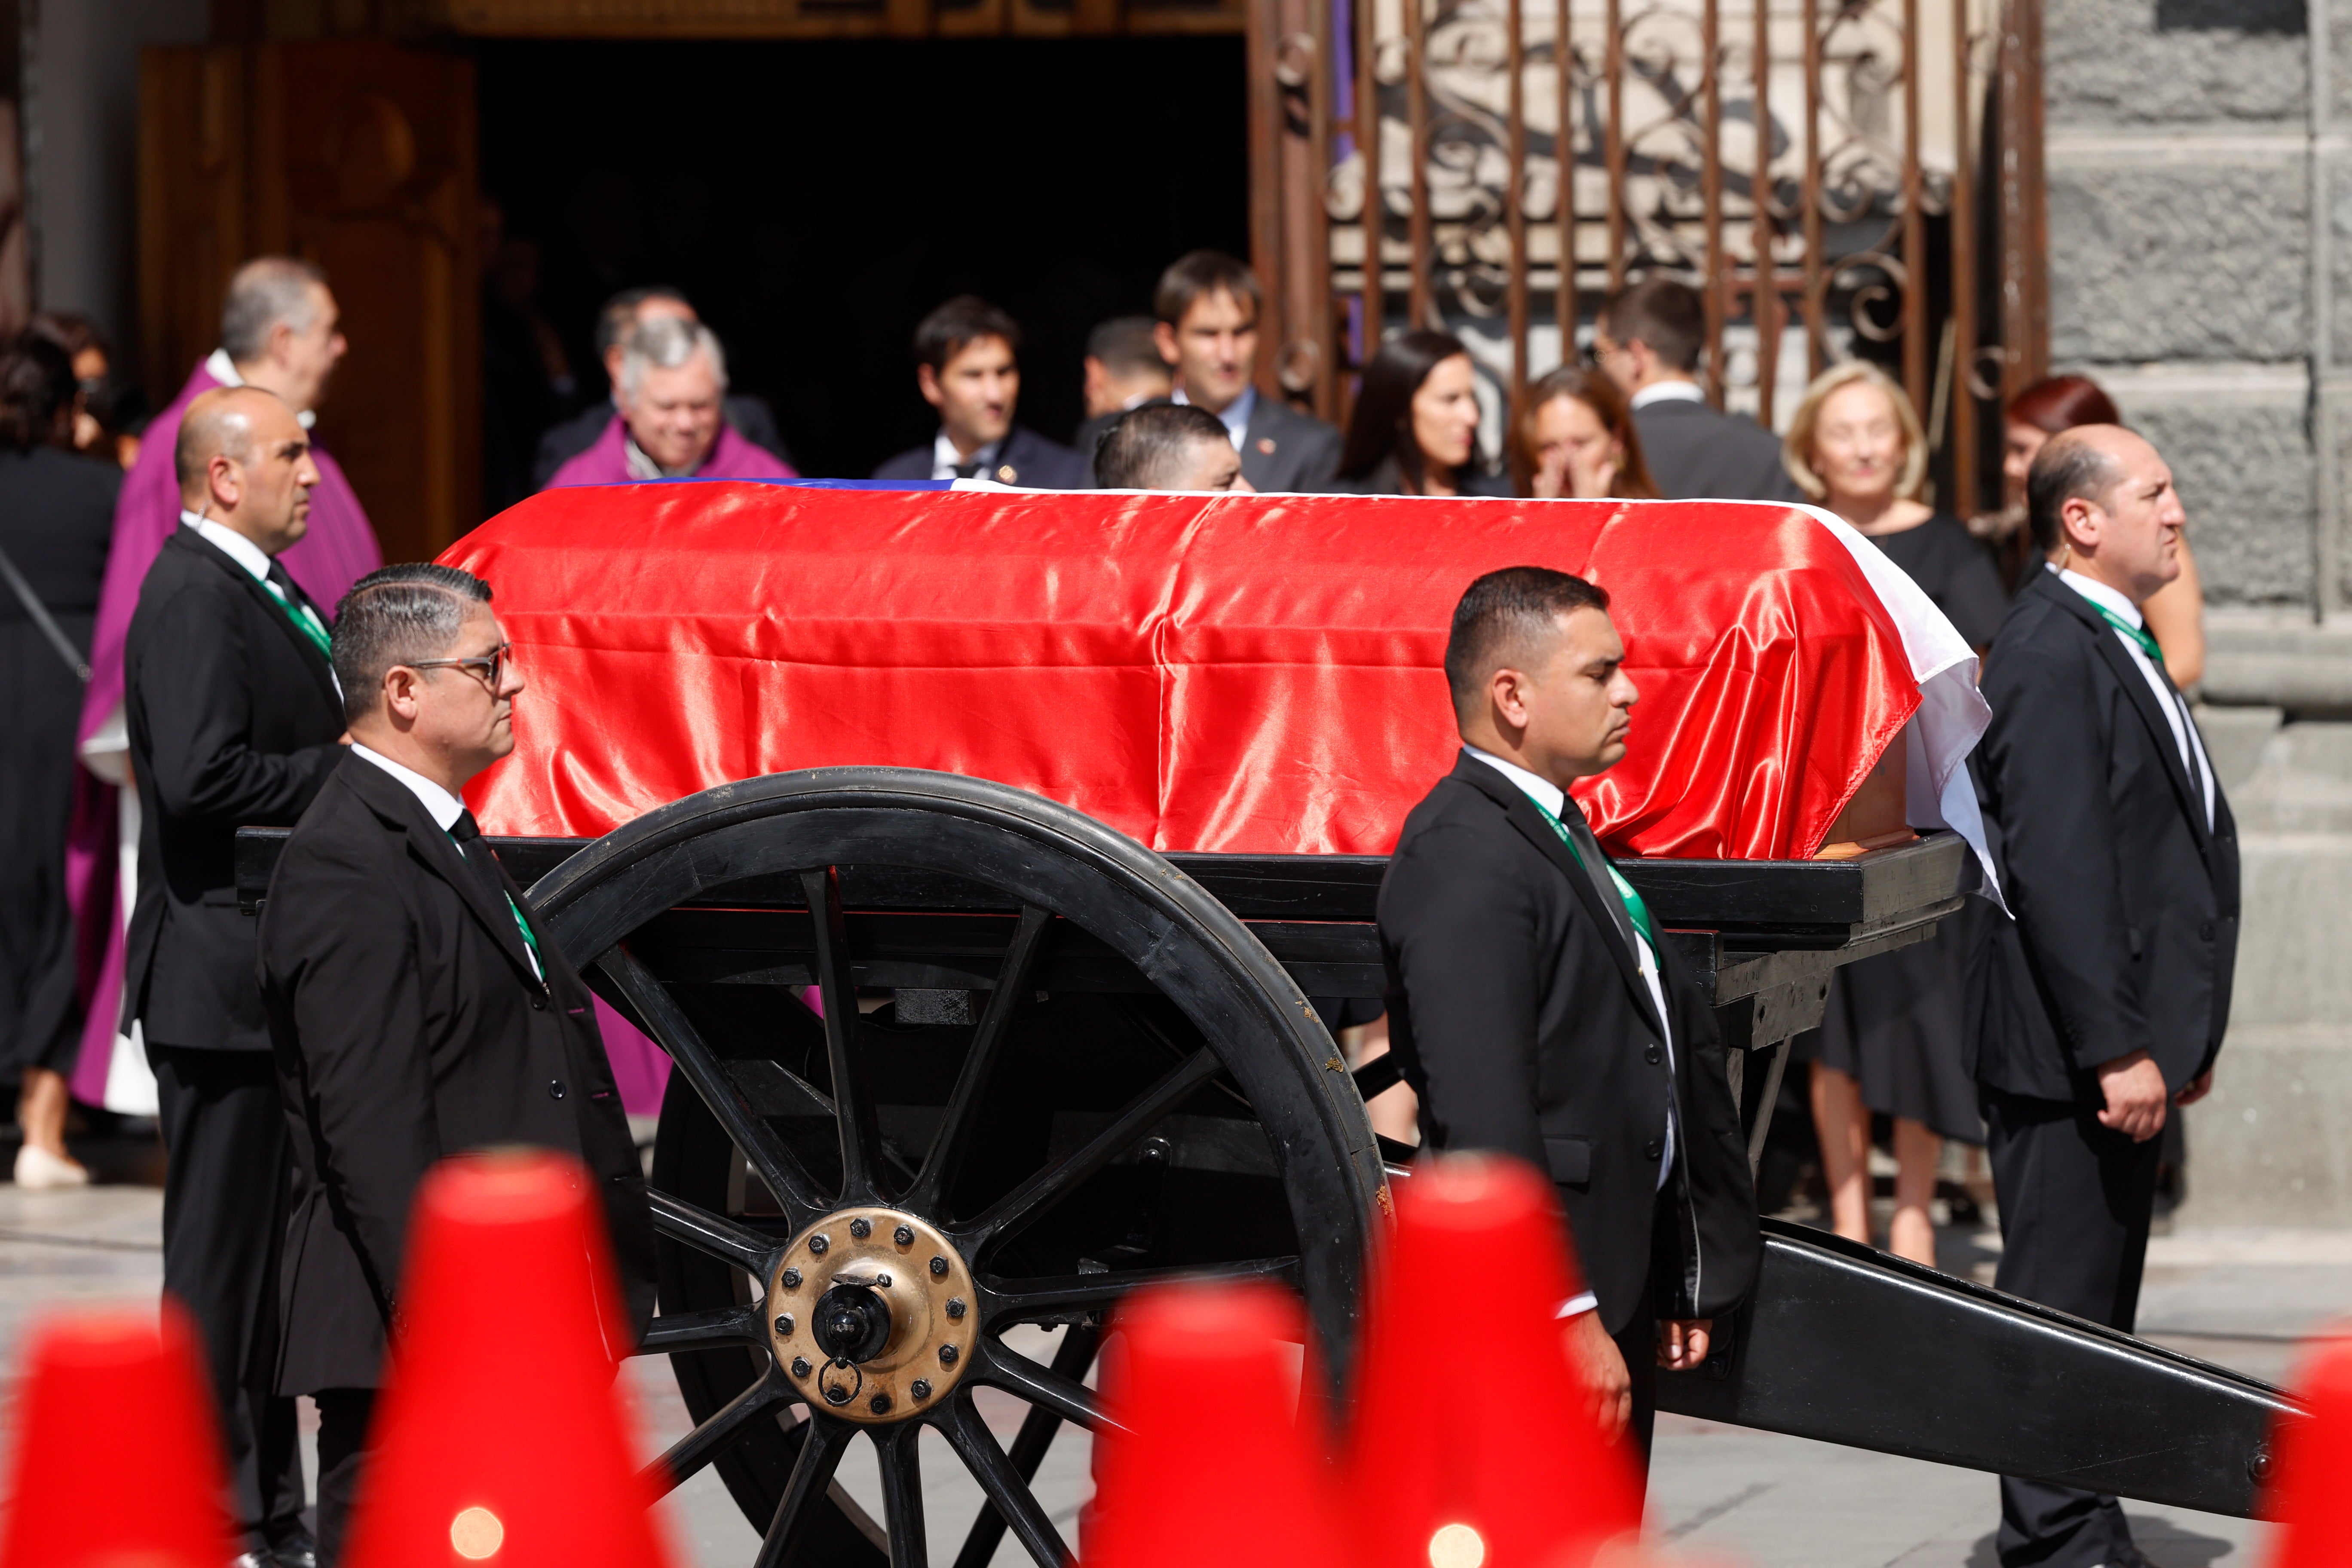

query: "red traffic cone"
xmin=0 ymin=1301 xmax=236 ymax=1568
xmin=1347 ymin=1152 xmax=1645 ymax=1568
xmin=2262 ymin=1327 xmax=2352 ymax=1565
xmin=1086 ymin=1280 xmax=1346 ymax=1568
xmin=343 ymin=1149 xmax=674 ymax=1568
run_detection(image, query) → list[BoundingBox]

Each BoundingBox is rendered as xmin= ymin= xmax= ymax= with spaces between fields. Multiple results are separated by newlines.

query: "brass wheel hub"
xmin=769 ymin=1206 xmax=977 ymax=1424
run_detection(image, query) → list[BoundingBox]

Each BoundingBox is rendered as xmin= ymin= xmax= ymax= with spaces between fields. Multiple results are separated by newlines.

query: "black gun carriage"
xmin=237 ymin=765 xmax=2295 ymax=1568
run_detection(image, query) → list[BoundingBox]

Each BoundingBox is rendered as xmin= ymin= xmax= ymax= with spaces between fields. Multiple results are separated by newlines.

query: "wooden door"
xmin=141 ymin=39 xmax=480 ymax=565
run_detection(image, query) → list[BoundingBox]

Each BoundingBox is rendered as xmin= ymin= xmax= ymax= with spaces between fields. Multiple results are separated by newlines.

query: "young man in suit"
xmin=124 ymin=385 xmax=348 ymax=1568
xmin=259 ymin=562 xmax=653 ymax=1565
xmin=1152 ymin=251 xmax=1343 ymax=494
xmin=1377 ymin=566 xmax=1758 ymax=1472
xmin=1092 ymin=402 xmax=1254 ymax=491
xmin=1972 ymin=426 xmax=2237 ymax=1568
xmin=870 ymin=296 xmax=1087 ymax=489
xmin=1593 ymin=278 xmax=1804 ymax=504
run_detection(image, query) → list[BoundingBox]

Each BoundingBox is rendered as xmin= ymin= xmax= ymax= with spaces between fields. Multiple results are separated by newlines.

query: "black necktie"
xmin=450 ymin=809 xmax=545 ymax=976
xmin=952 ymin=455 xmax=987 ymax=479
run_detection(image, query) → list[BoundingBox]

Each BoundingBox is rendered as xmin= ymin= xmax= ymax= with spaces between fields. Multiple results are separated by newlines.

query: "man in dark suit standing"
xmin=1972 ymin=425 xmax=2236 ymax=1568
xmin=124 ymin=385 xmax=347 ymax=1568
xmin=871 ymin=296 xmax=1087 ymax=488
xmin=1593 ymin=279 xmax=1804 ymax=503
xmin=1152 ymin=251 xmax=1342 ymax=493
xmin=259 ymin=562 xmax=652 ymax=1564
xmin=1377 ymin=566 xmax=1758 ymax=1474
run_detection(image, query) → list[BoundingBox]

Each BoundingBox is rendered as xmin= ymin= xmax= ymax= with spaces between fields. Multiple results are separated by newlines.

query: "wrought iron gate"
xmin=1244 ymin=0 xmax=2048 ymax=514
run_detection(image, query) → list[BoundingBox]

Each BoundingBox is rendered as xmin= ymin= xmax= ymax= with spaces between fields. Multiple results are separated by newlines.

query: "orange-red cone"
xmin=0 ymin=1300 xmax=236 ymax=1568
xmin=1086 ymin=1280 xmax=1347 ymax=1568
xmin=343 ymin=1150 xmax=675 ymax=1568
xmin=1347 ymin=1152 xmax=1645 ymax=1568
xmin=2261 ymin=1326 xmax=2352 ymax=1565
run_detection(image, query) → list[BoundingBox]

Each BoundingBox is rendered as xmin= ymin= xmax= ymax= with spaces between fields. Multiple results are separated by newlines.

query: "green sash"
xmin=1535 ymin=802 xmax=1659 ymax=955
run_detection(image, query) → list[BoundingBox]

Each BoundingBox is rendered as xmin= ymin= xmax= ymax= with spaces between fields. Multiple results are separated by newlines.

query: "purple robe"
xmin=545 ymin=413 xmax=798 ymax=489
xmin=67 ymin=359 xmax=383 ymax=1105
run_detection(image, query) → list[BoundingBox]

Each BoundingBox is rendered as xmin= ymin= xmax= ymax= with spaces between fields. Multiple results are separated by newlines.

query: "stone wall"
xmin=2043 ymin=0 xmax=2352 ymax=1227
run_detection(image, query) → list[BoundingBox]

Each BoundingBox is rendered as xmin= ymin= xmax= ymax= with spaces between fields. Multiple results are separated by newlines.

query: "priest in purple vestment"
xmin=545 ymin=315 xmax=796 ymax=488
xmin=67 ymin=258 xmax=382 ymax=1111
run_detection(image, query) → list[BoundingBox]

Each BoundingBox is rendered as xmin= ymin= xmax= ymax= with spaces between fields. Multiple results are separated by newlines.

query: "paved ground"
xmin=1 ymin=1157 xmax=2336 ymax=1568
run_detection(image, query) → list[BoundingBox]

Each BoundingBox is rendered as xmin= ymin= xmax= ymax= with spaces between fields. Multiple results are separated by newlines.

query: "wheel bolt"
xmin=946 ymin=1298 xmax=967 ymax=1320
xmin=775 ymin=1314 xmax=794 ymax=1335
xmin=810 ymin=1234 xmax=831 ymax=1256
xmin=929 ymin=1256 xmax=949 ymax=1277
xmin=849 ymin=1218 xmax=872 ymax=1239
xmin=938 ymin=1344 xmax=959 ymax=1366
xmin=894 ymin=1224 xmax=914 ymax=1246
xmin=911 ymin=1379 xmax=932 ymax=1400
xmin=870 ymin=1393 xmax=892 ymax=1414
xmin=791 ymin=1357 xmax=811 ymax=1378
xmin=781 ymin=1267 xmax=802 ymax=1289
xmin=824 ymin=1384 xmax=851 ymax=1406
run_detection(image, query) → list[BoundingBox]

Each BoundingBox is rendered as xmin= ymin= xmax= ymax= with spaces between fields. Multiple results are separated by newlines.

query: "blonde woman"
xmin=1782 ymin=361 xmax=2006 ymax=1266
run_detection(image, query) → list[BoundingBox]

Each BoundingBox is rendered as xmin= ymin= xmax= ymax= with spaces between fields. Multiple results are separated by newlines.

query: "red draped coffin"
xmin=439 ymin=483 xmax=1921 ymax=861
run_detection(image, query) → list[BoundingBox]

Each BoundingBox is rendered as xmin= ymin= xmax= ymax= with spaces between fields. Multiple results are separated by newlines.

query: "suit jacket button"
xmin=1645 ymin=1044 xmax=1662 ymax=1065
xmin=530 ymin=992 xmax=548 ymax=1011
xmin=2199 ymin=921 xmax=2216 ymax=940
xmin=549 ymin=1079 xmax=567 ymax=1099
xmin=1644 ymin=1138 xmax=1663 ymax=1160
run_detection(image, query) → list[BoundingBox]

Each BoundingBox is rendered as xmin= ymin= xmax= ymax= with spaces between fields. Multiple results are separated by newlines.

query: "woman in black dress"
xmin=0 ymin=333 xmax=119 ymax=1186
xmin=1781 ymin=361 xmax=2007 ymax=1264
xmin=1332 ymin=330 xmax=1514 ymax=497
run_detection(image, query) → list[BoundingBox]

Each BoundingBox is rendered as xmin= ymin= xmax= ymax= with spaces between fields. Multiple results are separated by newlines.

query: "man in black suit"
xmin=1593 ymin=279 xmax=1805 ymax=503
xmin=259 ymin=562 xmax=653 ymax=1564
xmin=1971 ymin=426 xmax=2236 ymax=1568
xmin=530 ymin=285 xmax=788 ymax=490
xmin=1072 ymin=314 xmax=1173 ymax=456
xmin=871 ymin=296 xmax=1087 ymax=488
xmin=1377 ymin=566 xmax=1758 ymax=1474
xmin=1151 ymin=251 xmax=1342 ymax=493
xmin=125 ymin=385 xmax=346 ymax=1568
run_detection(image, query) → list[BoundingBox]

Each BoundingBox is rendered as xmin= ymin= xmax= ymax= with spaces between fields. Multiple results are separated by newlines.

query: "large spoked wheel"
xmin=528 ymin=769 xmax=1385 ymax=1568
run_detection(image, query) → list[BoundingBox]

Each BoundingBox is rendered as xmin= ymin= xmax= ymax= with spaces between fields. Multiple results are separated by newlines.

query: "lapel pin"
xmin=1257 ymin=438 xmax=1277 ymax=454
xmin=998 ymin=466 xmax=1017 ymax=483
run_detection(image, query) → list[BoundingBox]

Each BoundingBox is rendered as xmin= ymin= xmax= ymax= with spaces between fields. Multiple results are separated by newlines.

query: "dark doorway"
xmin=477 ymin=35 xmax=1249 ymax=498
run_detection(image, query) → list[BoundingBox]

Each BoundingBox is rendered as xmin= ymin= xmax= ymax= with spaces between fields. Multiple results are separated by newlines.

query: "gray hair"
xmin=331 ymin=563 xmax=494 ymax=726
xmin=620 ymin=315 xmax=728 ymax=403
xmin=220 ymin=257 xmax=328 ymax=363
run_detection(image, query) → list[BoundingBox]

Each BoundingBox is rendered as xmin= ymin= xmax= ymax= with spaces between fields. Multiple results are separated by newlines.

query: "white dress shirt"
xmin=2054 ymin=566 xmax=2215 ymax=830
xmin=930 ymin=431 xmax=1004 ymax=482
xmin=351 ymin=743 xmax=544 ymax=981
xmin=1172 ymin=384 xmax=1256 ymax=452
xmin=204 ymin=348 xmax=315 ymax=429
xmin=1628 ymin=380 xmax=1706 ymax=411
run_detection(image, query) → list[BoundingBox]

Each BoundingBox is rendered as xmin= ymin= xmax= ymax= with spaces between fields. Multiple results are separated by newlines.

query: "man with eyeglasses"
xmin=123 ymin=384 xmax=346 ymax=1568
xmin=257 ymin=563 xmax=651 ymax=1567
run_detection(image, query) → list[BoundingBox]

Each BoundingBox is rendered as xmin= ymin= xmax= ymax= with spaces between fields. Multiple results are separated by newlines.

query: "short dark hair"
xmin=2026 ymin=429 xmax=2123 ymax=556
xmin=1443 ymin=567 xmax=1613 ymax=719
xmin=332 ymin=563 xmax=495 ymax=726
xmin=596 ymin=285 xmax=692 ymax=356
xmin=1093 ymin=402 xmax=1229 ymax=488
xmin=1087 ymin=315 xmax=1169 ymax=380
xmin=1598 ymin=277 xmax=1705 ymax=373
xmin=914 ymin=296 xmax=1021 ymax=374
xmin=1154 ymin=251 xmax=1263 ymax=328
xmin=0 ymin=333 xmax=77 ymax=453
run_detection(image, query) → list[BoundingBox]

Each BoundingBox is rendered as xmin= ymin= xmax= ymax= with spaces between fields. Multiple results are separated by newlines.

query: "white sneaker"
xmin=13 ymin=1145 xmax=89 ymax=1188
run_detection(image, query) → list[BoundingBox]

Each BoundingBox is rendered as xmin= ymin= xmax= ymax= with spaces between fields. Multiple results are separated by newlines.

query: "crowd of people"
xmin=0 ymin=241 xmax=2223 ymax=1568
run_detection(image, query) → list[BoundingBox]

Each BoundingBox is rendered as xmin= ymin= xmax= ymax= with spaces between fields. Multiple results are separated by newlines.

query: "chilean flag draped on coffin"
xmin=438 ymin=481 xmax=1990 ymax=867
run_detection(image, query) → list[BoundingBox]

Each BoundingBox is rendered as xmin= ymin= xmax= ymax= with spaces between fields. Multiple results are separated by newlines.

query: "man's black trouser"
xmin=151 ymin=1044 xmax=308 ymax=1556
xmin=1984 ymin=1087 xmax=2166 ymax=1568
xmin=314 ymin=1387 xmax=377 ymax=1566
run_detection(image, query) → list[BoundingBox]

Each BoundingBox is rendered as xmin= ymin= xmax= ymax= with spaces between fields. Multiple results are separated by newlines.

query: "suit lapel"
xmin=177 ymin=527 xmax=342 ymax=714
xmin=2032 ymin=572 xmax=2211 ymax=849
xmin=340 ymin=756 xmax=544 ymax=985
xmin=1449 ymin=754 xmax=1667 ymax=1034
